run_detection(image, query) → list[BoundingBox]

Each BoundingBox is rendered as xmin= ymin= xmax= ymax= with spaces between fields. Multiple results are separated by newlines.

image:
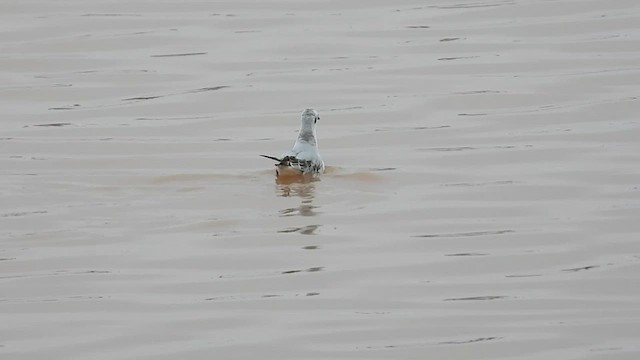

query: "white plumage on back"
xmin=261 ymin=108 xmax=325 ymax=176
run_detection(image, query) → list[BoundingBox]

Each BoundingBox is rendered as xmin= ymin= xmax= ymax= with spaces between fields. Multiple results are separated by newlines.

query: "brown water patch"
xmin=151 ymin=174 xmax=247 ymax=184
xmin=332 ymin=172 xmax=382 ymax=183
xmin=275 ymin=174 xmax=317 ymax=185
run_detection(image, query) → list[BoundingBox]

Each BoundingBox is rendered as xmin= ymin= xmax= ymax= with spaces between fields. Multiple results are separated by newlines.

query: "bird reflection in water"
xmin=276 ymin=175 xmax=319 ymax=217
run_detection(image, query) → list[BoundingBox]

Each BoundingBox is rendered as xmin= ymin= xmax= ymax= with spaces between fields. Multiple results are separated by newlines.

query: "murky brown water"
xmin=2 ymin=0 xmax=640 ymax=359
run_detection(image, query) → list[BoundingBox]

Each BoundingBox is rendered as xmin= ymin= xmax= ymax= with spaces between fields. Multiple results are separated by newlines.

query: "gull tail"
xmin=261 ymin=155 xmax=297 ymax=168
xmin=260 ymin=154 xmax=282 ymax=162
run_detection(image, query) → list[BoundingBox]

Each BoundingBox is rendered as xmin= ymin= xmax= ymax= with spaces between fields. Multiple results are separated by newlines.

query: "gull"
xmin=261 ymin=108 xmax=325 ymax=177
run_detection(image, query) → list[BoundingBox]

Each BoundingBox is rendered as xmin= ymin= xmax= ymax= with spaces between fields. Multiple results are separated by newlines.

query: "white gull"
xmin=261 ymin=108 xmax=325 ymax=177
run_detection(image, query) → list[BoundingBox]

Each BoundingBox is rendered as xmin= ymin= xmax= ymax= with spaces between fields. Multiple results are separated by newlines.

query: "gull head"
xmin=301 ymin=108 xmax=320 ymax=129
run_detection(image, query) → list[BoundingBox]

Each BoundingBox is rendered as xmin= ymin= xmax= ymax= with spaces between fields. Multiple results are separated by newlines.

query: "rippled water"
xmin=2 ymin=0 xmax=640 ymax=359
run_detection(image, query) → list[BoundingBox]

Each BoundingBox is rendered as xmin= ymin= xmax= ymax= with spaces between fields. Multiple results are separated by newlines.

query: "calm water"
xmin=2 ymin=0 xmax=640 ymax=359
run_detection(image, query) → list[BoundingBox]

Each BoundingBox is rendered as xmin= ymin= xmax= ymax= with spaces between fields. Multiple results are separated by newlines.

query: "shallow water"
xmin=2 ymin=0 xmax=640 ymax=359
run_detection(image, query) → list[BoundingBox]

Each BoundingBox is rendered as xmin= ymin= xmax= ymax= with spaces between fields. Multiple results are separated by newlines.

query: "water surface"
xmin=2 ymin=0 xmax=640 ymax=359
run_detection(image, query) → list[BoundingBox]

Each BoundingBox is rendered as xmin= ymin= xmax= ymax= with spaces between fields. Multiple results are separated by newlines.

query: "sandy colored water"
xmin=2 ymin=0 xmax=640 ymax=359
